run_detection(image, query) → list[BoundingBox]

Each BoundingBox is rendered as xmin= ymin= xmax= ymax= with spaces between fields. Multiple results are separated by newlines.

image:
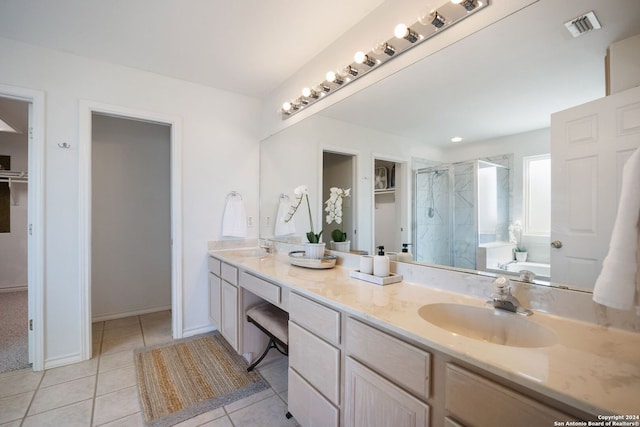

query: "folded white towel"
xmin=222 ymin=198 xmax=247 ymax=238
xmin=274 ymin=199 xmax=296 ymax=237
xmin=593 ymin=147 xmax=640 ymax=311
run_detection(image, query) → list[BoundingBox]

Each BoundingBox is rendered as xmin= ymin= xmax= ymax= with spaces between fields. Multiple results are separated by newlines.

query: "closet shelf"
xmin=374 ymin=188 xmax=395 ymax=195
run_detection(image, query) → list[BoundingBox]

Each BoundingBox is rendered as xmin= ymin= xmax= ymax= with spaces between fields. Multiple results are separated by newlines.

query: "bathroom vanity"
xmin=208 ymin=248 xmax=640 ymax=427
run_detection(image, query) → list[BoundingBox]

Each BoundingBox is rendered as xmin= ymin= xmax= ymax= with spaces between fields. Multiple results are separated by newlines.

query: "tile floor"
xmin=0 ymin=311 xmax=298 ymax=426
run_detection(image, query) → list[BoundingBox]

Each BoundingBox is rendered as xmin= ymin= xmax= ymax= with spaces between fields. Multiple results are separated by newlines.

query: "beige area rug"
xmin=135 ymin=331 xmax=268 ymax=427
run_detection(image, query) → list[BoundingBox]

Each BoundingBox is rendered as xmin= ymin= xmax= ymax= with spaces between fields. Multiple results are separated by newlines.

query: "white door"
xmin=551 ymin=86 xmax=640 ymax=289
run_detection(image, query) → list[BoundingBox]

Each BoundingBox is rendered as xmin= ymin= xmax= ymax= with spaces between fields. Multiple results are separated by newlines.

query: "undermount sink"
xmin=418 ymin=303 xmax=557 ymax=348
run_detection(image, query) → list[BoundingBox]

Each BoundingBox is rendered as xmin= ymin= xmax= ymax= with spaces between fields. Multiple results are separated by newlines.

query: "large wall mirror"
xmin=259 ymin=0 xmax=640 ymax=292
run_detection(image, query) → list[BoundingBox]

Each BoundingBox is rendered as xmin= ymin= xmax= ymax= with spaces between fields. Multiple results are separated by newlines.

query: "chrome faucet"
xmin=497 ymin=260 xmax=515 ymax=270
xmin=488 ymin=276 xmax=532 ymax=316
xmin=259 ymin=240 xmax=274 ymax=254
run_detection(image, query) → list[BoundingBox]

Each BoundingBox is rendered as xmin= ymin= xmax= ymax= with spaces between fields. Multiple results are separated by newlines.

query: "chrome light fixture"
xmin=354 ymin=51 xmax=376 ymax=67
xmin=280 ymin=0 xmax=490 ymax=118
xmin=373 ymin=41 xmax=396 ymax=57
xmin=394 ymin=24 xmax=420 ymax=43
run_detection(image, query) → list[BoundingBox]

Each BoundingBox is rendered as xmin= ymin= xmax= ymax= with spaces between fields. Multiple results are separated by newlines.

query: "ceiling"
xmin=0 ymin=0 xmax=638 ymax=146
xmin=319 ymin=0 xmax=640 ymax=146
xmin=0 ymin=0 xmax=384 ymax=98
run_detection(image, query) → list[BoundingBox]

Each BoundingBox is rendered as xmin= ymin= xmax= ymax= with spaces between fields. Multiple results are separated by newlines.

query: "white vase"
xmin=304 ymin=242 xmax=326 ymax=259
xmin=515 ymin=251 xmax=528 ymax=262
xmin=332 ymin=240 xmax=350 ymax=253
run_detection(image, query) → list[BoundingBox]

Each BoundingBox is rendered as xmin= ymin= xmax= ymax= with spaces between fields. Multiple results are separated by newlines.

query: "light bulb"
xmin=302 ymin=87 xmax=311 ymax=97
xmin=326 ymin=71 xmax=343 ymax=85
xmin=354 ymin=51 xmax=375 ymax=67
xmin=394 ymin=24 xmax=408 ymax=39
xmin=373 ymin=41 xmax=395 ymax=56
xmin=282 ymin=102 xmax=292 ymax=111
xmin=339 ymin=65 xmax=358 ymax=77
xmin=450 ymin=0 xmax=463 ymax=3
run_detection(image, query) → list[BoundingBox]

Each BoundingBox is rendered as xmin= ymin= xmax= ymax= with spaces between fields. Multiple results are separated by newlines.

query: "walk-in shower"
xmin=414 ymin=159 xmax=510 ymax=270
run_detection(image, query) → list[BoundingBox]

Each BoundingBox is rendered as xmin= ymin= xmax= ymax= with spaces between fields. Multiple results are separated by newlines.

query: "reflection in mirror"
xmin=260 ymin=1 xmax=640 ymax=292
xmin=414 ymin=157 xmax=512 ymax=272
xmin=322 ymin=151 xmax=355 ymax=252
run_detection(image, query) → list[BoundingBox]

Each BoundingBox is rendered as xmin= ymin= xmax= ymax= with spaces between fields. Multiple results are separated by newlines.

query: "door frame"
xmin=0 ymin=84 xmax=45 ymax=371
xmin=78 ymin=101 xmax=183 ymax=360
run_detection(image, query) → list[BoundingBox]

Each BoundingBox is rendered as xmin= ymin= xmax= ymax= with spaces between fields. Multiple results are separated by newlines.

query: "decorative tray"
xmin=288 ymin=251 xmax=337 ymax=269
xmin=349 ymin=270 xmax=403 ymax=286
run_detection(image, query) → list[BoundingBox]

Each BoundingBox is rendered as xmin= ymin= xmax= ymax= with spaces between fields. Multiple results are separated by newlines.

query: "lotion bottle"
xmin=397 ymin=243 xmax=413 ymax=263
xmin=373 ymin=246 xmax=390 ymax=277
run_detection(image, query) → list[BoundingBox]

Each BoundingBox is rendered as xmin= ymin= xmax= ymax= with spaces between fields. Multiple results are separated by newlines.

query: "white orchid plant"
xmin=325 ymin=187 xmax=351 ymax=243
xmin=284 ymin=185 xmax=322 ymax=243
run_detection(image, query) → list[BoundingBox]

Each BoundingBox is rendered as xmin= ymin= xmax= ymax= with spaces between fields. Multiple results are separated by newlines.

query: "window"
xmin=523 ymin=154 xmax=550 ymax=236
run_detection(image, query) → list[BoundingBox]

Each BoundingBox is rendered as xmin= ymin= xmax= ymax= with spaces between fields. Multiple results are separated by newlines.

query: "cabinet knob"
xmin=550 ymin=240 xmax=563 ymax=249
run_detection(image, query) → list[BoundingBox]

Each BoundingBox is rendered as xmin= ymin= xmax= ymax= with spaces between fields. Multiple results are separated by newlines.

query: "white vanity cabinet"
xmin=208 ymin=256 xmax=239 ymax=351
xmin=345 ymin=317 xmax=431 ymax=427
xmin=444 ymin=364 xmax=575 ymax=427
xmin=287 ymin=292 xmax=342 ymax=427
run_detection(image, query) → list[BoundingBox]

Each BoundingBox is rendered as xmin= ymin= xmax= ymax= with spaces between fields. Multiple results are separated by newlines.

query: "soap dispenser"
xmin=397 ymin=243 xmax=413 ymax=263
xmin=373 ymin=246 xmax=390 ymax=277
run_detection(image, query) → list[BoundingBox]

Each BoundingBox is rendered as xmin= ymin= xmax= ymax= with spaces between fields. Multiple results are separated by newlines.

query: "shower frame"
xmin=413 ymin=158 xmax=510 ymax=270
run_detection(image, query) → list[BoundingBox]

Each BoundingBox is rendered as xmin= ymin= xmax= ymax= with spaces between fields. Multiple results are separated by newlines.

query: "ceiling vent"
xmin=564 ymin=11 xmax=601 ymax=38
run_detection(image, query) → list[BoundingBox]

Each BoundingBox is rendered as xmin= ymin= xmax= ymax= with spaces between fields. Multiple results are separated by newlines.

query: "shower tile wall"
xmin=453 ymin=163 xmax=476 ymax=270
xmin=415 ymin=171 xmax=450 ymax=265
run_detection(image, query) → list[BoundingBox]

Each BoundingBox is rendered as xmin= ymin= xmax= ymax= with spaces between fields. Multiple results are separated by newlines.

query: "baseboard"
xmin=182 ymin=324 xmax=217 ymax=338
xmin=44 ymin=352 xmax=84 ymax=370
xmin=92 ymin=305 xmax=172 ymax=323
xmin=0 ymin=286 xmax=27 ymax=293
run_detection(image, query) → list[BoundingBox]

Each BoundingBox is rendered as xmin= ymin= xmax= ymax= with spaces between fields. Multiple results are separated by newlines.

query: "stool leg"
xmin=247 ymin=339 xmax=276 ymax=372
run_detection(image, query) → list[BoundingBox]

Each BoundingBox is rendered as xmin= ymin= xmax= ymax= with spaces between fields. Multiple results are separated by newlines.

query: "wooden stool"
xmin=245 ymin=302 xmax=289 ymax=372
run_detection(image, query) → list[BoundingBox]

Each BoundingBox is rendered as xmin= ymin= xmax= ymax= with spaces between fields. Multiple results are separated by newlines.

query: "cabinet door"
xmin=208 ymin=273 xmax=221 ymax=327
xmin=288 ymin=368 xmax=339 ymax=427
xmin=345 ymin=358 xmax=430 ymax=427
xmin=221 ymin=281 xmax=238 ymax=351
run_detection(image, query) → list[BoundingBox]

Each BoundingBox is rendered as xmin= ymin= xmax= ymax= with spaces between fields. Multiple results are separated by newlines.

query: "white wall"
xmin=260 ymin=114 xmax=443 ymax=254
xmin=91 ymin=114 xmax=171 ymax=319
xmin=0 ymin=131 xmax=28 ymax=289
xmin=0 ymin=37 xmax=261 ymax=367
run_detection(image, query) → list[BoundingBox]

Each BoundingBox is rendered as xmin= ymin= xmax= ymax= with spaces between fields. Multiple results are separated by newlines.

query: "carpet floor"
xmin=135 ymin=331 xmax=269 ymax=427
xmin=0 ymin=290 xmax=29 ymax=374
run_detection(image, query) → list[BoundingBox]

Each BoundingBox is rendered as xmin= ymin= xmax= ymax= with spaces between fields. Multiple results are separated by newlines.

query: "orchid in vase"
xmin=325 ymin=187 xmax=351 ymax=243
xmin=285 ymin=185 xmax=322 ymax=243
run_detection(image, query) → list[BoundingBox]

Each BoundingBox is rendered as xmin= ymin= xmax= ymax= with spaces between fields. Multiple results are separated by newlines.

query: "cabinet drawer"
xmin=345 ymin=358 xmax=430 ymax=427
xmin=239 ymin=271 xmax=281 ymax=305
xmin=208 ymin=256 xmax=221 ymax=276
xmin=221 ymin=262 xmax=237 ymax=286
xmin=288 ymin=368 xmax=339 ymax=427
xmin=289 ymin=293 xmax=340 ymax=345
xmin=445 ymin=364 xmax=575 ymax=427
xmin=289 ymin=322 xmax=340 ymax=405
xmin=346 ymin=317 xmax=431 ymax=399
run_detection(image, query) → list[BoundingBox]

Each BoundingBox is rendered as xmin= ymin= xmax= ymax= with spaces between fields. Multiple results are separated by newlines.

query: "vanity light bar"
xmin=280 ymin=0 xmax=489 ymax=119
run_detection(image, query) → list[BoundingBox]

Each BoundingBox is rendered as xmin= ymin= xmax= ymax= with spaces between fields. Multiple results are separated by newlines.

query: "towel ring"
xmin=227 ymin=191 xmax=243 ymax=200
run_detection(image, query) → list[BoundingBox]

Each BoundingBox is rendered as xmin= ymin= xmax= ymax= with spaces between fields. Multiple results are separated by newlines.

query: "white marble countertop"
xmin=209 ymin=249 xmax=640 ymax=417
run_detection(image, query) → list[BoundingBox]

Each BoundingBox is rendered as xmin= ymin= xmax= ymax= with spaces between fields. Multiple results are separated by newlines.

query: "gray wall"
xmin=91 ymin=114 xmax=171 ymax=319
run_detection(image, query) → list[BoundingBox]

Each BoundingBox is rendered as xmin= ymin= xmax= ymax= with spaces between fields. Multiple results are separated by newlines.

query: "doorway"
xmin=0 ymin=96 xmax=30 ymax=373
xmin=373 ymin=157 xmax=407 ymax=255
xmin=0 ymin=85 xmax=45 ymax=372
xmin=79 ymin=102 xmax=183 ymax=361
xmin=90 ymin=114 xmax=172 ymax=324
xmin=322 ymin=151 xmax=356 ymax=250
